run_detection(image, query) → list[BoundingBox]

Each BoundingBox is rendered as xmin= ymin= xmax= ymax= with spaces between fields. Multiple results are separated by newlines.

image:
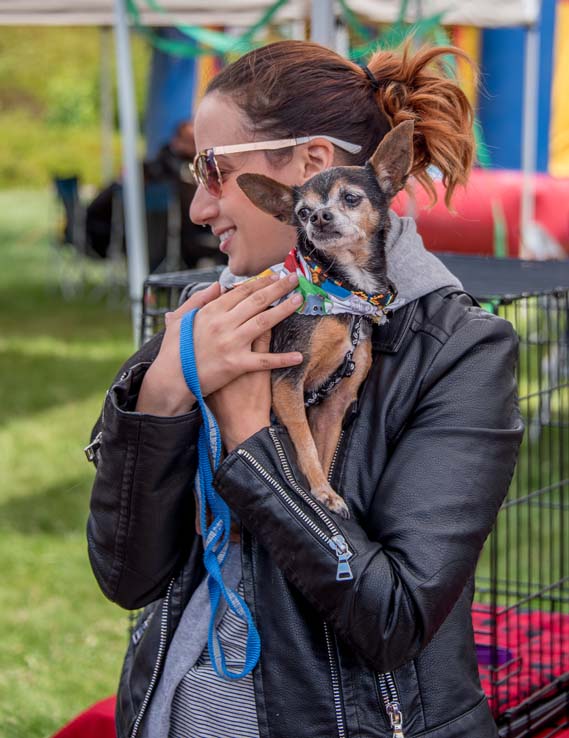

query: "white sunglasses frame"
xmin=190 ymin=134 xmax=362 ymax=197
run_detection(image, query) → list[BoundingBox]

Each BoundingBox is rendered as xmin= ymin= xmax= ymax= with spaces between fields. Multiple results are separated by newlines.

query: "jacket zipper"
xmin=377 ymin=671 xmax=405 ymax=737
xmin=84 ymin=431 xmax=102 ymax=462
xmin=324 ymin=429 xmax=405 ymax=738
xmin=324 ymin=621 xmax=348 ymax=738
xmin=236 ymin=431 xmax=354 ymax=582
xmin=239 ymin=428 xmax=352 ymax=736
xmin=267 ymin=427 xmax=353 ymax=580
xmin=323 ymin=431 xmax=349 ymax=738
xmin=130 ymin=578 xmax=175 ymax=738
xmin=84 ymin=388 xmax=110 ymax=462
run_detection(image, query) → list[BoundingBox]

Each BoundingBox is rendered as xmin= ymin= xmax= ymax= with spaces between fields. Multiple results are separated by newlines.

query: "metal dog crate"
xmin=141 ymin=255 xmax=569 ymax=737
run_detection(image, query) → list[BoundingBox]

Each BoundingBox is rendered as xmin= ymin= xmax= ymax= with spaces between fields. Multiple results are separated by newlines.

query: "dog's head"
xmin=237 ymin=121 xmax=413 ymax=282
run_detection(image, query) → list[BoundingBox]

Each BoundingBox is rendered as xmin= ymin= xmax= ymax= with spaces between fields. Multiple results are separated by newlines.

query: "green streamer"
xmin=492 ymin=200 xmax=508 ymax=259
xmin=141 ymin=0 xmax=288 ymax=51
xmin=336 ymin=0 xmax=374 ymax=42
xmin=349 ymin=13 xmax=445 ymax=60
xmin=127 ymin=0 xmax=287 ymax=58
xmin=474 ymin=119 xmax=492 ymax=169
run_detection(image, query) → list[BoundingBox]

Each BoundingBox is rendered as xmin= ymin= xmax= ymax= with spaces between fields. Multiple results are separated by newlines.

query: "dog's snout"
xmin=310 ymin=209 xmax=334 ymax=227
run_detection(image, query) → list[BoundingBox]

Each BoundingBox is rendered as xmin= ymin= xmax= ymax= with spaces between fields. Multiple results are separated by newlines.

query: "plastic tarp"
xmin=0 ymin=0 xmax=541 ymax=28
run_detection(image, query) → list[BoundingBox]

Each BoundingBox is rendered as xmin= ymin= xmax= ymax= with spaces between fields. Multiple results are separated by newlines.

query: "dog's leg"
xmin=308 ymin=339 xmax=373 ymax=479
xmin=272 ymin=377 xmax=350 ymax=519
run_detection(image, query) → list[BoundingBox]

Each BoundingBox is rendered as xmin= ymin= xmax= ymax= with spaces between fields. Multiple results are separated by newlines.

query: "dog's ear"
xmin=368 ymin=120 xmax=414 ymax=198
xmin=237 ymin=173 xmax=296 ymax=224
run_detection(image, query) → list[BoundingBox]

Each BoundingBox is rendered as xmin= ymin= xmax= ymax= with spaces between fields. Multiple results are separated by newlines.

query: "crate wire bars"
xmin=473 ymin=296 xmax=569 ymax=736
xmin=141 ymin=255 xmax=569 ymax=737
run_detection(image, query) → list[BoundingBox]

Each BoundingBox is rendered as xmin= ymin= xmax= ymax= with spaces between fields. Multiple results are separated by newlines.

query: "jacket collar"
xmin=372 ymin=299 xmax=418 ymax=354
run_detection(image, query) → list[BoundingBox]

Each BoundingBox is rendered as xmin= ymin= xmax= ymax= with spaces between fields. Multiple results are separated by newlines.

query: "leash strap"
xmin=179 ymin=308 xmax=261 ymax=680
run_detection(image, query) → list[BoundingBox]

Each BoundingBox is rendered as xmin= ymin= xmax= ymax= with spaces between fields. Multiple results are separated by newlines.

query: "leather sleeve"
xmin=213 ymin=311 xmax=525 ymax=672
xmin=87 ymin=331 xmax=202 ymax=610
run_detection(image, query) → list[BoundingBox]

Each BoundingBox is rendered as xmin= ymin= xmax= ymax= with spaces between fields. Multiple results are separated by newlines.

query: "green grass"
xmin=0 ymin=189 xmax=133 ymax=737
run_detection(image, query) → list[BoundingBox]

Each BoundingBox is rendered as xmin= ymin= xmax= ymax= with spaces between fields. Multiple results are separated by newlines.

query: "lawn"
xmin=0 ymin=189 xmax=133 ymax=737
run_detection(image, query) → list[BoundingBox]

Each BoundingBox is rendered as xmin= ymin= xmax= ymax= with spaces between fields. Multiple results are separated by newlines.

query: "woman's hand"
xmin=205 ymin=330 xmax=274 ymax=452
xmin=136 ymin=274 xmax=303 ymax=417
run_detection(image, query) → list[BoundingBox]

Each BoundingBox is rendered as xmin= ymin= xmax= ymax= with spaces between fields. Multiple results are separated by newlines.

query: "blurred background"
xmin=0 ymin=2 xmax=568 ymax=737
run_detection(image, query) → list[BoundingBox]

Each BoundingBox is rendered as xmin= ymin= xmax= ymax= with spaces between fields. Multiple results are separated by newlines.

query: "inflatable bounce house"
xmin=389 ymin=0 xmax=569 ymax=259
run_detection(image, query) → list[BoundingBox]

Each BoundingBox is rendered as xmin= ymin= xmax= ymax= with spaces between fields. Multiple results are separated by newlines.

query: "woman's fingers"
xmin=252 ymin=330 xmax=272 ymax=354
xmin=215 ymin=273 xmax=280 ymax=312
xmin=229 ymin=273 xmax=299 ymax=326
xmin=243 ymin=349 xmax=304 ymax=372
xmin=239 ymin=290 xmax=303 ymax=342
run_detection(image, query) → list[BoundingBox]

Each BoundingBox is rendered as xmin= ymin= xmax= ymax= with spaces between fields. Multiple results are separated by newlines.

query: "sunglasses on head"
xmin=189 ymin=135 xmax=362 ymax=198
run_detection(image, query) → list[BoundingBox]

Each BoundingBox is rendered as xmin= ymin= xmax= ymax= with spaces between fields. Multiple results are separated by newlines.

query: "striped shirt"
xmin=168 ymin=582 xmax=260 ymax=738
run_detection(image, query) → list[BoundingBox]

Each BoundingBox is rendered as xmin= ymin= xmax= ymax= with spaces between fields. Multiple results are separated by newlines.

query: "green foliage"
xmin=0 ymin=111 xmax=126 ymax=186
xmin=0 ymin=189 xmax=133 ymax=737
xmin=0 ymin=26 xmax=151 ymax=187
xmin=45 ymin=74 xmax=98 ymax=127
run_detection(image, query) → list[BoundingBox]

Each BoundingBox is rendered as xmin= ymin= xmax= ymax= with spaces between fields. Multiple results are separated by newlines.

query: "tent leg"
xmin=113 ymin=0 xmax=149 ymax=346
xmin=520 ymin=23 xmax=540 ymax=259
xmin=311 ymin=0 xmax=335 ymax=49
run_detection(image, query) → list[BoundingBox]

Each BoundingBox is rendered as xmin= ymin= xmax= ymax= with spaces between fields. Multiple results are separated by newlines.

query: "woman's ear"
xmin=299 ymin=138 xmax=336 ymax=181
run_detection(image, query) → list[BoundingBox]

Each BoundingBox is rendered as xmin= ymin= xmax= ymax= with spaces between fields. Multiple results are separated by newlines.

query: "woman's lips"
xmin=218 ymin=228 xmax=235 ymax=253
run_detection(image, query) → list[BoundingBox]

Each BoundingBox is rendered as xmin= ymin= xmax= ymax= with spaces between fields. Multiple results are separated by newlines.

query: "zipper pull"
xmin=84 ymin=431 xmax=102 ymax=463
xmin=387 ymin=702 xmax=405 ymax=738
xmin=328 ymin=534 xmax=354 ymax=581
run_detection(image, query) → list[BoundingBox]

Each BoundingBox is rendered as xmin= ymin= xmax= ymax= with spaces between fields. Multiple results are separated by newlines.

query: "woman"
xmin=87 ymin=40 xmax=524 ymax=738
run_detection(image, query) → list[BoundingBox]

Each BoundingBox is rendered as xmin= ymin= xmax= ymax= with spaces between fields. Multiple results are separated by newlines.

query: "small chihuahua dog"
xmin=237 ymin=121 xmax=414 ymax=518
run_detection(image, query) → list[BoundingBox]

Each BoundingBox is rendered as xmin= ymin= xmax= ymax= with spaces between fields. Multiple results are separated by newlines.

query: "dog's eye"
xmin=297 ymin=207 xmax=311 ymax=220
xmin=343 ymin=192 xmax=362 ymax=206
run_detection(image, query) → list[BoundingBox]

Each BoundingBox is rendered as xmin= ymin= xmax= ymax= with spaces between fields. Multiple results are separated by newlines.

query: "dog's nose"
xmin=310 ymin=209 xmax=334 ymax=227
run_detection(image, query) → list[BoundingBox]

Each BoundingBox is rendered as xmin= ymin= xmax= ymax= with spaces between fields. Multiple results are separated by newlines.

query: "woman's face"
xmin=190 ymin=93 xmax=303 ymax=276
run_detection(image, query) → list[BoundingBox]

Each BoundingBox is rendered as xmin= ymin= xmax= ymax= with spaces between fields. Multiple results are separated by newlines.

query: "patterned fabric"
xmin=168 ymin=582 xmax=260 ymax=738
xmin=253 ymin=247 xmax=399 ymax=324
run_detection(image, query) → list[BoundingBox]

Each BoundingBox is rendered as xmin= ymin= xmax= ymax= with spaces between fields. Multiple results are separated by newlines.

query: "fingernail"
xmin=288 ymin=273 xmax=299 ymax=284
xmin=291 ymin=292 xmax=303 ymax=304
xmin=294 ymin=353 xmax=304 ymax=363
xmin=270 ymin=273 xmax=279 ymax=281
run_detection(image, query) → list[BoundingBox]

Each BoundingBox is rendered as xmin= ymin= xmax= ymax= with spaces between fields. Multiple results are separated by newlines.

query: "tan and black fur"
xmin=237 ymin=121 xmax=414 ymax=518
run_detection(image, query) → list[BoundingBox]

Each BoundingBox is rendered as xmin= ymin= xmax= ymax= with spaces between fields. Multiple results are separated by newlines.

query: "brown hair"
xmin=207 ymin=40 xmax=475 ymax=207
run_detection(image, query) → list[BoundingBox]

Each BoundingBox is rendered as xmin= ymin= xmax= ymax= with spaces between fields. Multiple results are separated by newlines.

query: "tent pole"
xmin=520 ymin=22 xmax=540 ymax=259
xmin=100 ymin=26 xmax=114 ymax=184
xmin=113 ymin=0 xmax=148 ymax=346
xmin=310 ymin=0 xmax=335 ymax=49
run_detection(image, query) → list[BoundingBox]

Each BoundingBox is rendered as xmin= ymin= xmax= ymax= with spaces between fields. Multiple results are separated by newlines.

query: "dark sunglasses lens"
xmin=196 ymin=151 xmax=221 ymax=197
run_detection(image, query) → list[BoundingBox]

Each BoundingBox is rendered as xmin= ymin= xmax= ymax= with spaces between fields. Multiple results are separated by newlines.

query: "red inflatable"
xmin=51 ymin=696 xmax=116 ymax=738
xmin=392 ymin=169 xmax=569 ymax=258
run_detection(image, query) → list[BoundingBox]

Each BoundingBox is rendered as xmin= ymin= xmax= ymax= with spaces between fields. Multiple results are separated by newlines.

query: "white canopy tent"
xmin=0 ymin=0 xmax=540 ymax=27
xmin=0 ymin=0 xmax=542 ymax=340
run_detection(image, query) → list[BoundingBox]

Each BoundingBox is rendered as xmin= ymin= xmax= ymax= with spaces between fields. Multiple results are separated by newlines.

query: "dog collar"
xmin=263 ymin=248 xmax=397 ymax=324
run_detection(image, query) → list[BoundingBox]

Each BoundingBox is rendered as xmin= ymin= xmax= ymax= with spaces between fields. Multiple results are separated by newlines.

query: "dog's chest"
xmin=271 ymin=313 xmax=370 ymax=390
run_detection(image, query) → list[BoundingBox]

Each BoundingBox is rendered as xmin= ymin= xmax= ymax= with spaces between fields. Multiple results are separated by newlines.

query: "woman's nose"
xmin=190 ymin=185 xmax=219 ymax=226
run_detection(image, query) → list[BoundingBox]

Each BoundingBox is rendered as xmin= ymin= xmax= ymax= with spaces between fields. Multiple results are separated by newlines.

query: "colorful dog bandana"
xmin=257 ymin=248 xmax=398 ymax=324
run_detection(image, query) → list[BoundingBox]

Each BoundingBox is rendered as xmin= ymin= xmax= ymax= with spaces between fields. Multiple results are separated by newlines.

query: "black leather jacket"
xmin=87 ymin=287 xmax=524 ymax=738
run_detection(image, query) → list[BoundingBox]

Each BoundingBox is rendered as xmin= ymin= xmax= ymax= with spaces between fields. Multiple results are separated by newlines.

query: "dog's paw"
xmin=311 ymin=484 xmax=351 ymax=519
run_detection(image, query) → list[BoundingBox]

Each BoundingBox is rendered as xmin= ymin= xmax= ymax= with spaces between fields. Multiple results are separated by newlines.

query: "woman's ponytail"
xmin=367 ymin=42 xmax=475 ymax=207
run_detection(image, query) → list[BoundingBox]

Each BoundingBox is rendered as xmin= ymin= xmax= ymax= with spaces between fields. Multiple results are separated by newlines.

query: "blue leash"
xmin=179 ymin=309 xmax=261 ymax=680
